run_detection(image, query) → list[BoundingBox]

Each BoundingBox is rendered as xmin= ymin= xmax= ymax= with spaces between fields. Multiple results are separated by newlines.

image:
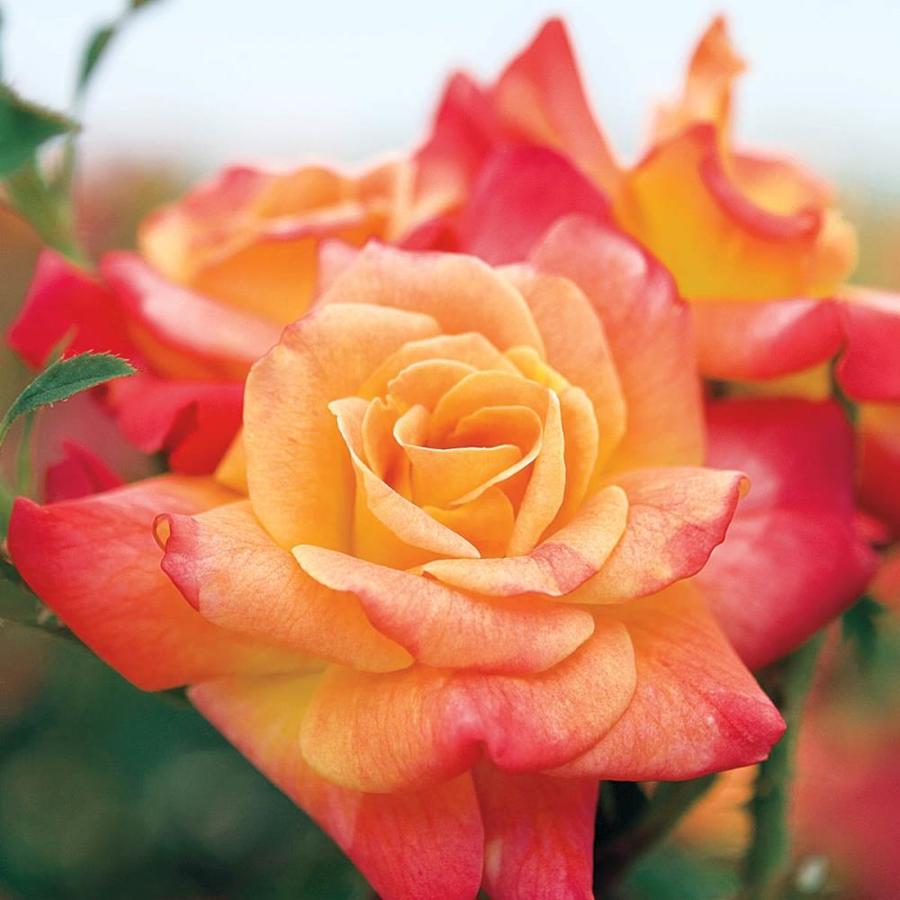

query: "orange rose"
xmin=10 ymin=225 xmax=784 ymax=898
xmin=8 ymin=160 xmax=419 ymax=474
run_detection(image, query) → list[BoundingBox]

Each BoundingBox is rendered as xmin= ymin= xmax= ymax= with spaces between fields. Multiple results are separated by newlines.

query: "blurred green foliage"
xmin=0 ymin=628 xmax=369 ymax=900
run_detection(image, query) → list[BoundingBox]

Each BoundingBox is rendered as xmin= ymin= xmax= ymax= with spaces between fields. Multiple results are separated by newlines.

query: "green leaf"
xmin=0 ymin=84 xmax=79 ymax=176
xmin=0 ymin=352 xmax=135 ymax=446
xmin=76 ymin=25 xmax=116 ymax=98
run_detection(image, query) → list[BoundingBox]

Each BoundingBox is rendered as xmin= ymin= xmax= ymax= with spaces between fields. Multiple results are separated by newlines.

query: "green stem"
xmin=595 ymin=775 xmax=717 ymax=891
xmin=742 ymin=634 xmax=824 ymax=899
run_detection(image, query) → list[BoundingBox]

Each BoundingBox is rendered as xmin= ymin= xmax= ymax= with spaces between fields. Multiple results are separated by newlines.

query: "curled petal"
xmin=572 ymin=467 xmax=747 ymax=603
xmin=189 ymin=675 xmax=485 ymax=900
xmin=553 ymin=582 xmax=785 ymax=780
xmin=244 ymin=303 xmax=440 ymax=549
xmin=421 ymin=485 xmax=628 ymax=597
xmin=331 ymin=397 xmax=479 ymax=561
xmin=474 ymin=763 xmax=597 ymax=900
xmin=617 ymin=124 xmax=855 ymax=300
xmin=299 ymin=619 xmax=635 ymax=792
xmin=698 ymin=398 xmax=877 ymax=668
xmin=294 ymin=545 xmax=596 ymax=673
xmin=158 ymin=500 xmax=410 ymax=672
xmin=7 ymin=478 xmax=303 ymax=690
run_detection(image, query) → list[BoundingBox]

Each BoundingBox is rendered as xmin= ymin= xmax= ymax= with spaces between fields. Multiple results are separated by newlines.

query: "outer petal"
xmin=492 ymin=18 xmax=618 ymax=194
xmin=420 ymin=485 xmax=628 ymax=597
xmin=553 ymin=582 xmax=785 ymax=780
xmin=530 ymin=215 xmax=704 ymax=469
xmin=107 ymin=375 xmax=243 ymax=475
xmin=158 ymin=500 xmax=410 ymax=672
xmin=319 ymin=242 xmax=545 ymax=354
xmin=571 ymin=466 xmax=746 ymax=604
xmin=243 ymin=303 xmax=440 ymax=549
xmin=101 ymin=252 xmax=280 ymax=380
xmin=474 ymin=763 xmax=597 ymax=900
xmin=458 ymin=145 xmax=610 ymax=265
xmin=294 ymin=545 xmax=596 ymax=673
xmin=836 ymin=287 xmax=900 ymax=402
xmin=44 ymin=441 xmax=123 ymax=503
xmin=8 ymin=249 xmax=137 ymax=367
xmin=616 ymin=124 xmax=856 ymax=300
xmin=7 ymin=477 xmax=303 ymax=690
xmin=190 ymin=675 xmax=484 ymax=900
xmin=693 ymin=297 xmax=842 ymax=381
xmin=299 ymin=619 xmax=636 ymax=792
xmin=698 ymin=398 xmax=877 ymax=668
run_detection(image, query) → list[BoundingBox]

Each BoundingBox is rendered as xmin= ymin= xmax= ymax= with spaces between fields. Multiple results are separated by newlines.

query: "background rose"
xmin=10 ymin=231 xmax=786 ymax=899
xmin=7 ymin=160 xmax=417 ymax=475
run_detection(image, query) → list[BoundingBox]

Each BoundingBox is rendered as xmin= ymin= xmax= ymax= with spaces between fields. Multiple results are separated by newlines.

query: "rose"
xmin=10 ymin=231 xmax=786 ymax=898
xmin=7 ymin=160 xmax=416 ymax=475
xmin=412 ymin=16 xmax=882 ymax=661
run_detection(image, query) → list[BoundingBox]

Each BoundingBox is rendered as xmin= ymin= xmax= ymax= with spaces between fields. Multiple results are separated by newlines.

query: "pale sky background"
xmin=3 ymin=0 xmax=900 ymax=192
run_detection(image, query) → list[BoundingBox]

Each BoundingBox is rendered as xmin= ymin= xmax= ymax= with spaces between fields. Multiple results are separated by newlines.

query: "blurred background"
xmin=1 ymin=1 xmax=899 ymax=897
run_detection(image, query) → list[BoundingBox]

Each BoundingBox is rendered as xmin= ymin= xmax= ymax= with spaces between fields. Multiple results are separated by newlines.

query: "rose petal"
xmin=294 ymin=545 xmax=596 ymax=673
xmin=836 ymin=287 xmax=900 ymax=402
xmin=189 ymin=674 xmax=484 ymax=900
xmin=44 ymin=441 xmax=123 ymax=503
xmin=158 ymin=500 xmax=410 ymax=672
xmin=474 ymin=762 xmax=597 ymax=900
xmin=244 ymin=303 xmax=441 ymax=549
xmin=421 ymin=485 xmax=628 ymax=597
xmin=530 ymin=215 xmax=705 ymax=470
xmin=553 ymin=582 xmax=785 ymax=779
xmin=7 ymin=478 xmax=303 ymax=689
xmin=299 ymin=618 xmax=635 ymax=792
xmin=698 ymin=398 xmax=877 ymax=668
xmin=572 ymin=466 xmax=746 ymax=603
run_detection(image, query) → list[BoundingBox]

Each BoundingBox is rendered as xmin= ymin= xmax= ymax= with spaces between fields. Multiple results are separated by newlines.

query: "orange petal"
xmin=243 ymin=303 xmax=440 ymax=550
xmin=7 ymin=478 xmax=303 ymax=690
xmin=502 ymin=266 xmax=625 ymax=469
xmin=617 ymin=124 xmax=856 ymax=300
xmin=359 ymin=331 xmax=518 ymax=400
xmin=507 ymin=390 xmax=566 ymax=555
xmin=214 ymin=431 xmax=248 ymax=493
xmin=331 ymin=396 xmax=480 ymax=561
xmin=652 ymin=16 xmax=745 ymax=142
xmin=553 ymin=582 xmax=785 ymax=779
xmin=158 ymin=499 xmax=411 ymax=672
xmin=387 ymin=358 xmax=477 ymax=410
xmin=475 ymin=763 xmax=597 ymax=900
xmin=530 ymin=215 xmax=705 ymax=469
xmin=298 ymin=619 xmax=635 ymax=792
xmin=493 ymin=18 xmax=619 ymax=195
xmin=424 ymin=487 xmax=516 ymax=558
xmin=421 ymin=485 xmax=628 ymax=597
xmin=572 ymin=467 xmax=747 ymax=603
xmin=293 ymin=545 xmax=595 ymax=673
xmin=320 ymin=243 xmax=545 ymax=354
xmin=189 ymin=675 xmax=484 ymax=900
